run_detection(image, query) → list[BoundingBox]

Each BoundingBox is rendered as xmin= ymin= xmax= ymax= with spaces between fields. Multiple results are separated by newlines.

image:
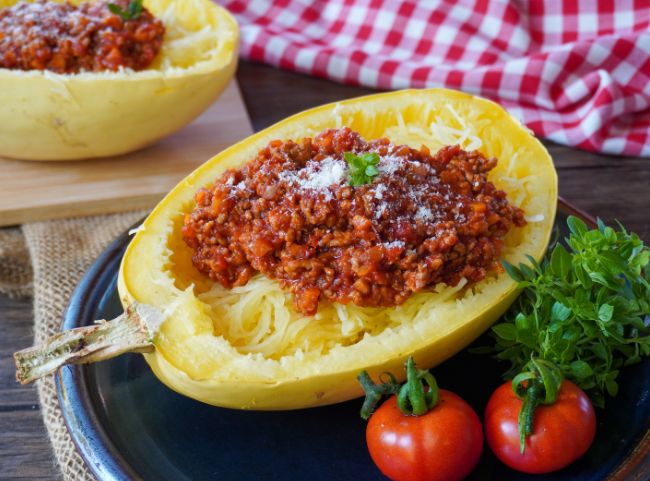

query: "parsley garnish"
xmin=108 ymin=0 xmax=143 ymax=21
xmin=486 ymin=216 xmax=650 ymax=407
xmin=344 ymin=151 xmax=380 ymax=186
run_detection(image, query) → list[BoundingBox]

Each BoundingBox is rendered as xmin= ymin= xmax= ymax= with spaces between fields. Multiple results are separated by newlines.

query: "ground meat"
xmin=0 ymin=0 xmax=164 ymax=73
xmin=183 ymin=128 xmax=526 ymax=315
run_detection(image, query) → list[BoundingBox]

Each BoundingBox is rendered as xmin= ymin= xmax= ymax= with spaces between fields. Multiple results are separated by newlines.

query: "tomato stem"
xmin=397 ymin=357 xmax=439 ymax=416
xmin=517 ymin=379 xmax=541 ymax=453
xmin=357 ymin=370 xmax=400 ymax=420
xmin=512 ymin=358 xmax=564 ymax=453
xmin=358 ymin=357 xmax=440 ymax=420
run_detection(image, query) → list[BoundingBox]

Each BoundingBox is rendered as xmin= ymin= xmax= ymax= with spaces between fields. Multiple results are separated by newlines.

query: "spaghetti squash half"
xmin=118 ymin=89 xmax=557 ymax=409
xmin=0 ymin=0 xmax=238 ymax=160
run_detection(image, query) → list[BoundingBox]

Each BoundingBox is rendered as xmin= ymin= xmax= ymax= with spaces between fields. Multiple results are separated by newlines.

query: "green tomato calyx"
xmin=358 ymin=357 xmax=440 ymax=420
xmin=512 ymin=358 xmax=564 ymax=454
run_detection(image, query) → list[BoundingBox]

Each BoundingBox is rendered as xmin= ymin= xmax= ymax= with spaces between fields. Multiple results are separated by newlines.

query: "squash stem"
xmin=14 ymin=303 xmax=163 ymax=384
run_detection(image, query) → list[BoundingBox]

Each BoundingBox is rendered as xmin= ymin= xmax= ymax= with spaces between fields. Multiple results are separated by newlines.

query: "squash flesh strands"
xmin=14 ymin=89 xmax=557 ymax=409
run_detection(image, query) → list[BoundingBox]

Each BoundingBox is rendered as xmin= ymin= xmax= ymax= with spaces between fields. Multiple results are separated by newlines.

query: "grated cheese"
xmin=525 ymin=214 xmax=545 ymax=222
xmin=278 ymin=156 xmax=347 ymax=200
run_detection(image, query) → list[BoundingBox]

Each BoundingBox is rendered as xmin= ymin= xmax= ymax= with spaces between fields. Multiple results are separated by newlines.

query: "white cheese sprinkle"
xmin=415 ymin=205 xmax=434 ymax=221
xmin=525 ymin=214 xmax=545 ymax=222
xmin=278 ymin=156 xmax=347 ymax=200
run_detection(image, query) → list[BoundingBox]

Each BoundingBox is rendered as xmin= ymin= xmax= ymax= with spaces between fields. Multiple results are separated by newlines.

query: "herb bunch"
xmin=344 ymin=151 xmax=380 ymax=186
xmin=490 ymin=216 xmax=650 ymax=407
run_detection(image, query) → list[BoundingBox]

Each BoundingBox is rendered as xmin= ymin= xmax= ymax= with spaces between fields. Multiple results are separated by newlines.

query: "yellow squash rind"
xmin=118 ymin=88 xmax=558 ymax=409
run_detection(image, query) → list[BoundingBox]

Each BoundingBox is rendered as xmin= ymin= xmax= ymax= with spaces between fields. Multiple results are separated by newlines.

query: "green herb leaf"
xmin=501 ymin=260 xmax=523 ymax=282
xmin=551 ymin=301 xmax=571 ymax=322
xmin=606 ymin=379 xmax=619 ymax=397
xmin=107 ymin=3 xmax=122 ymax=15
xmin=490 ymin=216 xmax=650 ymax=404
xmin=108 ymin=0 xmax=144 ymax=21
xmin=598 ymin=303 xmax=614 ymax=322
xmin=365 ymin=164 xmax=379 ymax=177
xmin=493 ymin=323 xmax=518 ymax=341
xmin=344 ymin=151 xmax=380 ymax=186
xmin=570 ymin=360 xmax=593 ymax=379
xmin=550 ymin=244 xmax=572 ymax=278
xmin=567 ymin=215 xmax=588 ymax=237
xmin=128 ymin=0 xmax=143 ymax=18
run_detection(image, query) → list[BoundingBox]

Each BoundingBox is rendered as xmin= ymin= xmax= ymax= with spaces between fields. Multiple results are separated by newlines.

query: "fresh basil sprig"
xmin=490 ymin=216 xmax=650 ymax=407
xmin=344 ymin=151 xmax=380 ymax=186
xmin=108 ymin=0 xmax=143 ymax=21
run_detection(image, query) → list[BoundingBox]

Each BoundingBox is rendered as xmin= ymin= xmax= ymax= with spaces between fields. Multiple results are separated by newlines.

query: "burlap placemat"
xmin=0 ymin=227 xmax=32 ymax=298
xmin=1 ymin=211 xmax=146 ymax=481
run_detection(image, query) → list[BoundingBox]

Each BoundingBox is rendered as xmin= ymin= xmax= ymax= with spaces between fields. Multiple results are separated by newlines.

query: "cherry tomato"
xmin=366 ymin=389 xmax=483 ymax=481
xmin=484 ymin=380 xmax=596 ymax=474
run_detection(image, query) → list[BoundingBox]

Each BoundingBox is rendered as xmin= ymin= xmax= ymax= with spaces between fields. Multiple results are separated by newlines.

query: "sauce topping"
xmin=183 ymin=128 xmax=526 ymax=315
xmin=0 ymin=0 xmax=164 ymax=73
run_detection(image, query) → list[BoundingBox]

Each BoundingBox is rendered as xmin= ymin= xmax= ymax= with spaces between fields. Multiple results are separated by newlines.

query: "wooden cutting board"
xmin=0 ymin=81 xmax=253 ymax=227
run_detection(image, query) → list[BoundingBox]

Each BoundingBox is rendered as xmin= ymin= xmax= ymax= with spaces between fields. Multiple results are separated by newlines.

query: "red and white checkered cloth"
xmin=219 ymin=0 xmax=650 ymax=157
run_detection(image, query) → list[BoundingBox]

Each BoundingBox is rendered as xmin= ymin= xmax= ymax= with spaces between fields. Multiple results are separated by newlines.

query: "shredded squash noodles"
xmin=150 ymin=0 xmax=228 ymax=71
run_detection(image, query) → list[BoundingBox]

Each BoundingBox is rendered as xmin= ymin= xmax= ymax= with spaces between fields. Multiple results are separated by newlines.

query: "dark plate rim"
xmin=55 ymin=198 xmax=650 ymax=481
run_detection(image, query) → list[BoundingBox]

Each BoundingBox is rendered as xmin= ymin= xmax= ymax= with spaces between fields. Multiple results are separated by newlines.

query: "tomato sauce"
xmin=183 ymin=128 xmax=526 ymax=315
xmin=0 ymin=0 xmax=164 ymax=73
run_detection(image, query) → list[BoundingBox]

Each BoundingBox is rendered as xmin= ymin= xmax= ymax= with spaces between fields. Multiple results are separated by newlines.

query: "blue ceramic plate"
xmin=57 ymin=200 xmax=650 ymax=481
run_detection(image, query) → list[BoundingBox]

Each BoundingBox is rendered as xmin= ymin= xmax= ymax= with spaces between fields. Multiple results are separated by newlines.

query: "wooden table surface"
xmin=1 ymin=61 xmax=649 ymax=480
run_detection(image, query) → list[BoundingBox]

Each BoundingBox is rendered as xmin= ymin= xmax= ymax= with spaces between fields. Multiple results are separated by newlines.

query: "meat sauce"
xmin=183 ymin=128 xmax=526 ymax=315
xmin=0 ymin=0 xmax=164 ymax=73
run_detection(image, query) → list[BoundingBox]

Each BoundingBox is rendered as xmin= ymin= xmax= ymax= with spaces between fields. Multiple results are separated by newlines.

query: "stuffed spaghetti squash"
xmin=117 ymin=89 xmax=557 ymax=409
xmin=0 ymin=0 xmax=238 ymax=160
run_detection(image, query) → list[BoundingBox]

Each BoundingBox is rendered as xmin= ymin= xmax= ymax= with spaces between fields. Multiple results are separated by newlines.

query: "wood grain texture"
xmin=0 ymin=81 xmax=253 ymax=227
xmin=0 ymin=61 xmax=648 ymax=480
xmin=0 ymin=294 xmax=61 ymax=480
